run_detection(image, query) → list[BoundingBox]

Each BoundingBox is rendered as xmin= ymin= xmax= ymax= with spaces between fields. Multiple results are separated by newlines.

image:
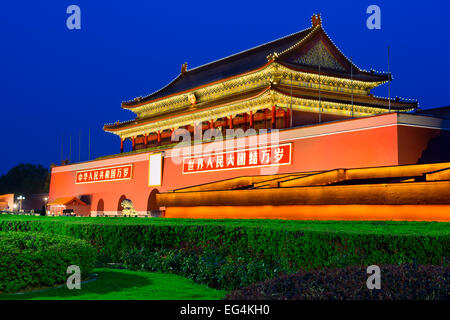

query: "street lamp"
xmin=17 ymin=195 xmax=25 ymax=212
xmin=43 ymin=197 xmax=48 ymax=215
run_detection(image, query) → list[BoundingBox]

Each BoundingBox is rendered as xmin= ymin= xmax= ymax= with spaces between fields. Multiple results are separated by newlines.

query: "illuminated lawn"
xmin=0 ymin=268 xmax=228 ymax=300
xmin=1 ymin=214 xmax=449 ymax=236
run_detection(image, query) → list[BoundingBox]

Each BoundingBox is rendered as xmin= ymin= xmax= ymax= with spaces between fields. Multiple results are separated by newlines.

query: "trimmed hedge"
xmin=225 ymin=264 xmax=450 ymax=300
xmin=0 ymin=231 xmax=96 ymax=293
xmin=120 ymin=247 xmax=284 ymax=290
xmin=0 ymin=215 xmax=448 ymax=273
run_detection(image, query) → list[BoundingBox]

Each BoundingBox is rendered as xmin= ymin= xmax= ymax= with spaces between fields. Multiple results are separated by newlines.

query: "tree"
xmin=0 ymin=164 xmax=50 ymax=195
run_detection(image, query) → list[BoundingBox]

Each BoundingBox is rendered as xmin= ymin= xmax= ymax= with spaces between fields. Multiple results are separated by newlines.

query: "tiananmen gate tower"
xmin=48 ymin=14 xmax=450 ymax=221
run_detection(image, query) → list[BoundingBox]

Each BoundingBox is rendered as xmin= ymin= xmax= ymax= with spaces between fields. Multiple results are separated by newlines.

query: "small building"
xmin=0 ymin=194 xmax=14 ymax=211
xmin=47 ymin=197 xmax=88 ymax=216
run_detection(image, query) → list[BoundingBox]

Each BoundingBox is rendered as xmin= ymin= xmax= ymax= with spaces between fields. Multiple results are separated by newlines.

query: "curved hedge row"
xmin=0 ymin=231 xmax=96 ymax=293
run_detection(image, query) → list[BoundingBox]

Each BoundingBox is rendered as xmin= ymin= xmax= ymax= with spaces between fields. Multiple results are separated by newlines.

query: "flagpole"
xmin=351 ymin=57 xmax=354 ymax=118
xmin=388 ymin=46 xmax=391 ymax=112
xmin=61 ymin=135 xmax=63 ymax=164
xmin=88 ymin=128 xmax=91 ymax=161
xmin=318 ymin=64 xmax=321 ymax=123
xmin=290 ymin=73 xmax=293 ymax=127
xmin=78 ymin=129 xmax=81 ymax=162
xmin=69 ymin=135 xmax=72 ymax=163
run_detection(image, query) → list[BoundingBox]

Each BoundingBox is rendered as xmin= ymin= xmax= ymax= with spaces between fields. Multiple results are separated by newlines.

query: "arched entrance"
xmin=147 ymin=189 xmax=161 ymax=217
xmin=117 ymin=195 xmax=127 ymax=214
xmin=97 ymin=199 xmax=104 ymax=216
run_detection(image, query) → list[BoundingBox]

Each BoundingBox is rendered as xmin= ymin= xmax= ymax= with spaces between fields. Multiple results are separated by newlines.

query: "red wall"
xmin=48 ymin=113 xmax=444 ymax=215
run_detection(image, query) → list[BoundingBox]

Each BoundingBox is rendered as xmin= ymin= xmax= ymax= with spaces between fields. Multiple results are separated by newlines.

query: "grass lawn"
xmin=1 ymin=214 xmax=449 ymax=236
xmin=0 ymin=268 xmax=228 ymax=300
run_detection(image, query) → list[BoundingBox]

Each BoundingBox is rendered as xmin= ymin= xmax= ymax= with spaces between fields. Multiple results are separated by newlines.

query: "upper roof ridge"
xmin=186 ymin=26 xmax=314 ymax=74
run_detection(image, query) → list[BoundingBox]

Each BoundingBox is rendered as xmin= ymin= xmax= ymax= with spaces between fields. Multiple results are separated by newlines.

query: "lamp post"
xmin=43 ymin=197 xmax=48 ymax=216
xmin=17 ymin=195 xmax=25 ymax=212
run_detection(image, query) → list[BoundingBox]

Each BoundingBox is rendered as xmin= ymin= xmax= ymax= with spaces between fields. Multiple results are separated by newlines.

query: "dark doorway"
xmin=147 ymin=189 xmax=161 ymax=217
xmin=117 ymin=195 xmax=127 ymax=212
xmin=97 ymin=199 xmax=104 ymax=216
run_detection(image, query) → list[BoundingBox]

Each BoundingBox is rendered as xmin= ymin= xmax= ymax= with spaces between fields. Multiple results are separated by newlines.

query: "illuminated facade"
xmin=48 ymin=15 xmax=450 ymax=221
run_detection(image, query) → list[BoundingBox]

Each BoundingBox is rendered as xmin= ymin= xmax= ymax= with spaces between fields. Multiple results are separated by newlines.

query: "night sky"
xmin=0 ymin=0 xmax=449 ymax=174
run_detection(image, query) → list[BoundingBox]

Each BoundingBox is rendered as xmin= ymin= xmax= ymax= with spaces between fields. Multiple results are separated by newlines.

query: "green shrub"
xmin=0 ymin=215 xmax=448 ymax=290
xmin=0 ymin=231 xmax=96 ymax=293
xmin=120 ymin=247 xmax=284 ymax=290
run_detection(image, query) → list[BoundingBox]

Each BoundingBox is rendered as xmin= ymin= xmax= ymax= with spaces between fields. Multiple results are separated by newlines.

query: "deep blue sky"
xmin=0 ymin=0 xmax=449 ymax=174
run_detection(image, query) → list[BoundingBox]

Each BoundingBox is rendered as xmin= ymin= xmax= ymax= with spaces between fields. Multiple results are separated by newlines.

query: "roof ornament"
xmin=311 ymin=13 xmax=322 ymax=27
xmin=269 ymin=79 xmax=276 ymax=88
xmin=188 ymin=92 xmax=197 ymax=105
xmin=266 ymin=52 xmax=279 ymax=62
xmin=181 ymin=62 xmax=188 ymax=74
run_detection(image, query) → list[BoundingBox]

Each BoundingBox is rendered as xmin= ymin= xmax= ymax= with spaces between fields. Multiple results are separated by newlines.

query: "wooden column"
xmin=157 ymin=131 xmax=161 ymax=146
xmin=249 ymin=111 xmax=254 ymax=128
xmin=243 ymin=113 xmax=248 ymax=131
xmin=144 ymin=134 xmax=148 ymax=148
xmin=193 ymin=123 xmax=202 ymax=140
xmin=228 ymin=115 xmax=233 ymax=129
xmin=185 ymin=125 xmax=192 ymax=140
xmin=284 ymin=109 xmax=289 ymax=128
xmin=271 ymin=106 xmax=276 ymax=129
xmin=120 ymin=138 xmax=124 ymax=153
xmin=263 ymin=110 xmax=267 ymax=129
xmin=131 ymin=137 xmax=136 ymax=151
xmin=209 ymin=120 xmax=214 ymax=130
xmin=286 ymin=108 xmax=291 ymax=128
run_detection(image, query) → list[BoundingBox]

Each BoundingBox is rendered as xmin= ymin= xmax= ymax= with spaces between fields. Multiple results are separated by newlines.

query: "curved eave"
xmin=121 ymin=72 xmax=184 ymax=109
xmin=121 ymin=60 xmax=276 ymax=110
xmin=105 ymin=84 xmax=416 ymax=135
xmin=273 ymin=85 xmax=418 ymax=110
xmin=106 ymin=86 xmax=273 ymax=132
xmin=278 ymin=61 xmax=389 ymax=83
xmin=121 ymin=58 xmax=389 ymax=115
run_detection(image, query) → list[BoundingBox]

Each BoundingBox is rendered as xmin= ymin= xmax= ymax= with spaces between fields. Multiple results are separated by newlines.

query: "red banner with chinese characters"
xmin=75 ymin=164 xmax=133 ymax=184
xmin=182 ymin=143 xmax=291 ymax=174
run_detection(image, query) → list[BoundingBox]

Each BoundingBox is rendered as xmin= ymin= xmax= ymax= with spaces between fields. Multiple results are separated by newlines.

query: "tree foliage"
xmin=0 ymin=164 xmax=49 ymax=195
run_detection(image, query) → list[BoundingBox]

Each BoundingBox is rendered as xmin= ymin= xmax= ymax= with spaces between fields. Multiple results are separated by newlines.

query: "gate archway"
xmin=147 ymin=189 xmax=160 ymax=216
xmin=117 ymin=195 xmax=127 ymax=213
xmin=97 ymin=199 xmax=104 ymax=216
